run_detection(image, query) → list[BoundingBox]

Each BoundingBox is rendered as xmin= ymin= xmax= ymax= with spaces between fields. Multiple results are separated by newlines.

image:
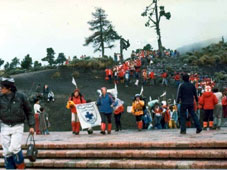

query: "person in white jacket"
xmin=213 ymin=88 xmax=223 ymax=130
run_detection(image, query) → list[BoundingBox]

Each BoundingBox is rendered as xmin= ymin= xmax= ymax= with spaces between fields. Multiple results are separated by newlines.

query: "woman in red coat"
xmin=66 ymin=88 xmax=86 ymax=135
xmin=199 ymin=86 xmax=218 ymax=130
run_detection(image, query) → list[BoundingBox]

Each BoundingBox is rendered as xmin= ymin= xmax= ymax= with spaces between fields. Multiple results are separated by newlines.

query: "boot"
xmin=13 ymin=150 xmax=25 ymax=169
xmin=75 ymin=122 xmax=80 ymax=135
xmin=203 ymin=122 xmax=208 ymax=130
xmin=87 ymin=128 xmax=93 ymax=134
xmin=137 ymin=121 xmax=143 ymax=131
xmin=100 ymin=123 xmax=106 ymax=135
xmin=107 ymin=123 xmax=112 ymax=134
xmin=71 ymin=122 xmax=76 ymax=134
xmin=4 ymin=156 xmax=16 ymax=169
xmin=209 ymin=121 xmax=215 ymax=130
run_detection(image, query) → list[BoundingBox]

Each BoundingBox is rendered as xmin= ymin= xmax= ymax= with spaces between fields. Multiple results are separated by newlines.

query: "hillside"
xmin=12 ymin=67 xmax=177 ymax=131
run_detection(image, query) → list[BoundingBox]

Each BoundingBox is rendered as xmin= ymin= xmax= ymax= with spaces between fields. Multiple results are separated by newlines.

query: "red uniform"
xmin=150 ymin=72 xmax=155 ymax=79
xmin=161 ymin=72 xmax=167 ymax=78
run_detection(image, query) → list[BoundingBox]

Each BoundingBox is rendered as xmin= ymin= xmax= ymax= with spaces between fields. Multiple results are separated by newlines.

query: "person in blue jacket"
xmin=97 ymin=87 xmax=114 ymax=135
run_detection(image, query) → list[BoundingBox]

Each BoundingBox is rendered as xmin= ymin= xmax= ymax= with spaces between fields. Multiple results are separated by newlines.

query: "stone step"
xmin=0 ymin=158 xmax=227 ymax=169
xmin=3 ymin=141 xmax=225 ymax=150
xmin=1 ymin=149 xmax=226 ymax=159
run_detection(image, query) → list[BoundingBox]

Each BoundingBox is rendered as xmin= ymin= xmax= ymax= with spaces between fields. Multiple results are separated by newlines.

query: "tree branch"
xmin=148 ymin=16 xmax=156 ymax=24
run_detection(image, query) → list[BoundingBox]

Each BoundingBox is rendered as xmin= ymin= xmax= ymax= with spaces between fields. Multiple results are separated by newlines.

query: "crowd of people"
xmin=105 ymin=50 xmax=215 ymax=89
xmin=0 ymin=72 xmax=227 ymax=169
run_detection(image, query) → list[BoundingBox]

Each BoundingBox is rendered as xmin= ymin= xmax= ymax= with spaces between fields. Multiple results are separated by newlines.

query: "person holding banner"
xmin=66 ymin=88 xmax=86 ymax=135
xmin=97 ymin=87 xmax=114 ymax=135
xmin=131 ymin=94 xmax=145 ymax=131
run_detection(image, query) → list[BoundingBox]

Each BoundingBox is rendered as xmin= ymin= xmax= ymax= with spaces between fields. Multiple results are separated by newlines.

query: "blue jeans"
xmin=180 ymin=104 xmax=201 ymax=132
xmin=155 ymin=116 xmax=162 ymax=129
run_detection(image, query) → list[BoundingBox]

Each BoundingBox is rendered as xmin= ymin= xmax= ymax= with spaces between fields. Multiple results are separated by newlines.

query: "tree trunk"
xmin=154 ymin=1 xmax=163 ymax=57
xmin=120 ymin=39 xmax=124 ymax=63
xmin=99 ymin=17 xmax=105 ymax=58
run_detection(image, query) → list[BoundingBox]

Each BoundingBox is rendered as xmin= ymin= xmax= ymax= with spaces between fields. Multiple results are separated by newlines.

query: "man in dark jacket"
xmin=176 ymin=74 xmax=202 ymax=134
xmin=0 ymin=78 xmax=35 ymax=169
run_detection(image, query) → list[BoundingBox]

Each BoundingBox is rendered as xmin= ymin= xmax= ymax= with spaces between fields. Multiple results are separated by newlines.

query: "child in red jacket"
xmin=199 ymin=86 xmax=218 ymax=130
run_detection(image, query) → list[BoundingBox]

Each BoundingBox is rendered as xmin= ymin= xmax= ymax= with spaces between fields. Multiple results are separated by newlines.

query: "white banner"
xmin=76 ymin=102 xmax=101 ymax=130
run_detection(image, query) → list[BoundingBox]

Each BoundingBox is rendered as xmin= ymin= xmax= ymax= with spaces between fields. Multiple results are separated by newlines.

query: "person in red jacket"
xmin=199 ymin=86 xmax=218 ymax=130
xmin=105 ymin=68 xmax=113 ymax=82
xmin=118 ymin=69 xmax=125 ymax=84
xmin=149 ymin=71 xmax=155 ymax=85
xmin=174 ymin=72 xmax=181 ymax=87
xmin=161 ymin=70 xmax=168 ymax=86
xmin=222 ymin=89 xmax=227 ymax=118
xmin=66 ymin=88 xmax=86 ymax=135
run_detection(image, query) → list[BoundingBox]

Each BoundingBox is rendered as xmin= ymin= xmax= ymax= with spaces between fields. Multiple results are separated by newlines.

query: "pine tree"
xmin=21 ymin=54 xmax=33 ymax=69
xmin=84 ymin=8 xmax=119 ymax=57
xmin=42 ymin=48 xmax=55 ymax=66
xmin=56 ymin=53 xmax=66 ymax=65
xmin=0 ymin=58 xmax=4 ymax=68
xmin=10 ymin=57 xmax=20 ymax=69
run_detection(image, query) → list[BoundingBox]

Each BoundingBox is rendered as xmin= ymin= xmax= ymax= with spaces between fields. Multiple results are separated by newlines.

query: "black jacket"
xmin=176 ymin=81 xmax=198 ymax=105
xmin=0 ymin=92 xmax=35 ymax=127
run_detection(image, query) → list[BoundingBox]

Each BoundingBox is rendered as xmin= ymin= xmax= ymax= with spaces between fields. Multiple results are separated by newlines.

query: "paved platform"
xmin=0 ymin=128 xmax=226 ymax=145
xmin=0 ymin=128 xmax=227 ymax=169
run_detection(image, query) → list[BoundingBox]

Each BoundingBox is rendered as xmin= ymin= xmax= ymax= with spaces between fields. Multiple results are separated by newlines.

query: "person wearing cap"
xmin=97 ymin=87 xmax=114 ymax=135
xmin=0 ymin=77 xmax=35 ymax=169
xmin=131 ymin=94 xmax=144 ymax=131
xmin=176 ymin=74 xmax=202 ymax=134
xmin=66 ymin=88 xmax=86 ymax=135
xmin=199 ymin=86 xmax=218 ymax=130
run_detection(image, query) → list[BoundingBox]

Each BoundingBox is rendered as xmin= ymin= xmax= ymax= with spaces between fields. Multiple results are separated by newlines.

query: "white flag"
xmin=160 ymin=91 xmax=166 ymax=97
xmin=72 ymin=77 xmax=77 ymax=88
xmin=140 ymin=86 xmax=144 ymax=95
xmin=76 ymin=102 xmax=101 ymax=129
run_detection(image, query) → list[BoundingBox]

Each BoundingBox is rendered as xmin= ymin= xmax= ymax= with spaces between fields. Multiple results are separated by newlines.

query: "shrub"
xmin=72 ymin=71 xmax=80 ymax=79
xmin=52 ymin=71 xmax=61 ymax=79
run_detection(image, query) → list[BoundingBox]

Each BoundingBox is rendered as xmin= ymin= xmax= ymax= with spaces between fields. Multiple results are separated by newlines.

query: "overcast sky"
xmin=0 ymin=0 xmax=227 ymax=63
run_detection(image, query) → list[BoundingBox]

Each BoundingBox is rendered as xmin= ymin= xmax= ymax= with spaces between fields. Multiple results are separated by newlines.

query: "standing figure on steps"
xmin=176 ymin=74 xmax=202 ymax=134
xmin=0 ymin=77 xmax=35 ymax=169
xmin=66 ymin=88 xmax=86 ymax=135
xmin=112 ymin=97 xmax=124 ymax=131
xmin=199 ymin=86 xmax=218 ymax=130
xmin=97 ymin=87 xmax=114 ymax=135
xmin=131 ymin=94 xmax=144 ymax=131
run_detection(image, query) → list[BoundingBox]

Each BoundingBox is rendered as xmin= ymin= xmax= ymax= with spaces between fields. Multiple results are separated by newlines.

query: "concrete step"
xmin=7 ymin=141 xmax=227 ymax=149
xmin=1 ymin=149 xmax=226 ymax=159
xmin=0 ymin=158 xmax=227 ymax=169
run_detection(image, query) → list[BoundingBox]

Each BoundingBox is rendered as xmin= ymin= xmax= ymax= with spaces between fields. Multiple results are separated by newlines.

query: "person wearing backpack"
xmin=97 ymin=87 xmax=114 ymax=135
xmin=0 ymin=77 xmax=35 ymax=169
xmin=66 ymin=88 xmax=86 ymax=135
